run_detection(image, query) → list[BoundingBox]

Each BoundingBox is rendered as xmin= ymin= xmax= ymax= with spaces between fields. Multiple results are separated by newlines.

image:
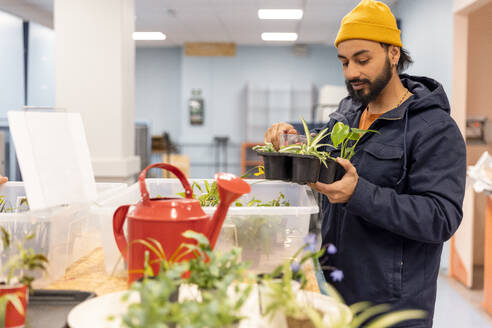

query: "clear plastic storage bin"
xmin=98 ymin=179 xmax=319 ymax=274
xmin=0 ymin=182 xmax=126 ymax=287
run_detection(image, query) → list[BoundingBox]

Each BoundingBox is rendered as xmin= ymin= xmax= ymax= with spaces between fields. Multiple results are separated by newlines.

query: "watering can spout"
xmin=208 ymin=173 xmax=251 ymax=248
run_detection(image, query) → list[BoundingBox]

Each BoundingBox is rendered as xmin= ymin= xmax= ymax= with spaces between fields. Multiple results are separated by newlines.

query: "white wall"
xmin=0 ymin=10 xmax=24 ymax=117
xmin=135 ymin=44 xmax=345 ymax=177
xmin=393 ymin=0 xmax=454 ymax=99
xmin=27 ymin=22 xmax=55 ymax=107
xmin=135 ymin=47 xmax=181 ymax=137
xmin=179 ymin=45 xmax=344 ymax=144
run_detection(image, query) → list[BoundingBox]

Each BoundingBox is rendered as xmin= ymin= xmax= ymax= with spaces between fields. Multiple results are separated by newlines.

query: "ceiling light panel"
xmin=258 ymin=9 xmax=303 ymax=20
xmin=132 ymin=32 xmax=167 ymax=40
xmin=261 ymin=32 xmax=298 ymax=41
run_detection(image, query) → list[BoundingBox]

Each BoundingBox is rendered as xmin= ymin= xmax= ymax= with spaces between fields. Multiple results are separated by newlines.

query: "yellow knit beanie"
xmin=334 ymin=0 xmax=402 ymax=48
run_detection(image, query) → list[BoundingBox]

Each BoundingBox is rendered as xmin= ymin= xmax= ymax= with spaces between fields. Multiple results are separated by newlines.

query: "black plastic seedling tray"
xmin=25 ymin=289 xmax=96 ymax=328
xmin=290 ymin=154 xmax=321 ymax=184
xmin=258 ymin=152 xmax=292 ymax=181
xmin=318 ymin=159 xmax=345 ymax=184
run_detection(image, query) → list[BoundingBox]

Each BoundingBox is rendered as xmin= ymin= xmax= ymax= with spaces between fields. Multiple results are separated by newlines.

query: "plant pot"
xmin=286 ymin=315 xmax=316 ymax=328
xmin=258 ymin=152 xmax=292 ymax=181
xmin=0 ymin=284 xmax=28 ymax=328
xmin=258 ymin=279 xmax=301 ymax=325
xmin=291 ymin=154 xmax=321 ymax=185
xmin=318 ymin=159 xmax=345 ymax=184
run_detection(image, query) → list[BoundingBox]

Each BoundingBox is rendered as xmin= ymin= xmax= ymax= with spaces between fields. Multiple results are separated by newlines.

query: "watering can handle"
xmin=113 ymin=205 xmax=130 ymax=262
xmin=139 ymin=163 xmax=193 ymax=204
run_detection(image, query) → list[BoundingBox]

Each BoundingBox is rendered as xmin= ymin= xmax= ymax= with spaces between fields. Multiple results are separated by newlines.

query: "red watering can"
xmin=113 ymin=163 xmax=251 ymax=284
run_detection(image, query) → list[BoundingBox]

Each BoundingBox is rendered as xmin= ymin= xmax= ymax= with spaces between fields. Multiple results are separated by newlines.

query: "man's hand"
xmin=308 ymin=158 xmax=358 ymax=203
xmin=0 ymin=176 xmax=8 ymax=184
xmin=264 ymin=123 xmax=297 ymax=150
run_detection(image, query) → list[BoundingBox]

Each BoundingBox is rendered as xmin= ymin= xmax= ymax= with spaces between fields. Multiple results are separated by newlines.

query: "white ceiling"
xmin=21 ymin=0 xmax=398 ymax=47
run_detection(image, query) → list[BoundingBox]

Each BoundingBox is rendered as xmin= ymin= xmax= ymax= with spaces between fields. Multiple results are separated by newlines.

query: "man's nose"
xmin=344 ymin=62 xmax=361 ymax=81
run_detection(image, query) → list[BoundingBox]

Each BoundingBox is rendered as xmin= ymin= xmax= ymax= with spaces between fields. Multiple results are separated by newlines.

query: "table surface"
xmin=46 ymin=247 xmax=321 ymax=296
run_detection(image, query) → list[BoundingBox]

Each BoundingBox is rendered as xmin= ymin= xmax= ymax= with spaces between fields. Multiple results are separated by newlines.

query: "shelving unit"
xmin=245 ymin=83 xmax=316 ymax=141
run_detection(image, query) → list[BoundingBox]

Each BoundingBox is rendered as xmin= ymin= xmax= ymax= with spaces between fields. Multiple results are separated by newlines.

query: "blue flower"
xmin=291 ymin=261 xmax=301 ymax=273
xmin=304 ymin=233 xmax=316 ymax=245
xmin=326 ymin=244 xmax=337 ymax=255
xmin=303 ymin=233 xmax=317 ymax=252
xmin=330 ymin=270 xmax=344 ymax=282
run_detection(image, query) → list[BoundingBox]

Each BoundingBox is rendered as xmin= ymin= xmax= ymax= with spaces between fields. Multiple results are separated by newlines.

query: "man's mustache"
xmin=346 ymin=78 xmax=371 ymax=84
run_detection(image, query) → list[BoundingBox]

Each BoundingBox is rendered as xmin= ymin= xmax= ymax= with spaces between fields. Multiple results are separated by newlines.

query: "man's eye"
xmin=359 ymin=59 xmax=369 ymax=65
xmin=342 ymin=62 xmax=348 ymax=67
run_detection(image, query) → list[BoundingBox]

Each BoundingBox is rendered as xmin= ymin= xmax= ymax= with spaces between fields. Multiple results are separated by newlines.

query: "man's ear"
xmin=389 ymin=45 xmax=400 ymax=67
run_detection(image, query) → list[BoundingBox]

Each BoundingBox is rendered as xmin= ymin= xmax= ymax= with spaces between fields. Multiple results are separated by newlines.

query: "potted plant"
xmin=268 ymin=117 xmax=333 ymax=184
xmin=117 ymin=231 xmax=253 ymax=328
xmin=261 ymin=233 xmax=425 ymax=328
xmin=253 ymin=143 xmax=294 ymax=181
xmin=181 ymin=230 xmax=252 ymax=292
xmin=317 ymin=121 xmax=378 ymax=184
xmin=0 ymin=228 xmax=48 ymax=328
xmin=259 ymin=233 xmax=332 ymax=328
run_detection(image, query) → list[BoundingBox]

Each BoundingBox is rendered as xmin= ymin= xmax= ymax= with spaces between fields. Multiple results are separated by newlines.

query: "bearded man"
xmin=264 ymin=1 xmax=466 ymax=327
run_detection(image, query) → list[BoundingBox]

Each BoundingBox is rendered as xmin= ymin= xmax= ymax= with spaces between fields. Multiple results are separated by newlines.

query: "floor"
xmin=434 ymin=272 xmax=492 ymax=328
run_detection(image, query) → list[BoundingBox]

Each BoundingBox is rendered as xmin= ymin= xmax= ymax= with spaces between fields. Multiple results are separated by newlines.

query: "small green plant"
xmin=252 ymin=143 xmax=276 ymax=153
xmin=262 ymin=261 xmax=328 ymax=328
xmin=1 ymin=228 xmax=47 ymax=328
xmin=277 ymin=116 xmax=335 ymax=167
xmin=117 ymin=231 xmax=253 ymax=328
xmin=0 ymin=227 xmax=48 ymax=290
xmin=181 ymin=230 xmax=252 ymax=291
xmin=261 ymin=234 xmax=335 ymax=328
xmin=0 ymin=197 xmax=13 ymax=213
xmin=176 ymin=166 xmax=290 ymax=208
xmin=330 ymin=121 xmax=378 ymax=160
xmin=262 ymin=234 xmax=426 ymax=328
xmin=279 ymin=117 xmax=379 ymax=165
xmin=236 ymin=192 xmax=290 ymax=207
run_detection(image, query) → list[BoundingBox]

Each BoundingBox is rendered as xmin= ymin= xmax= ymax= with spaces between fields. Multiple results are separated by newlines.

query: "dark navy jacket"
xmin=317 ymin=75 xmax=466 ymax=327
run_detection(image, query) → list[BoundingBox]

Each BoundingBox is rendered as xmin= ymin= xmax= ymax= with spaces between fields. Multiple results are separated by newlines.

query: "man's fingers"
xmin=264 ymin=123 xmax=297 ymax=150
xmin=336 ymin=157 xmax=355 ymax=174
xmin=309 ymin=181 xmax=339 ymax=193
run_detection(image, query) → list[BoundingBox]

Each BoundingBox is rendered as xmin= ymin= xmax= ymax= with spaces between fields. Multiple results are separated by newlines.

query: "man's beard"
xmin=345 ymin=57 xmax=393 ymax=106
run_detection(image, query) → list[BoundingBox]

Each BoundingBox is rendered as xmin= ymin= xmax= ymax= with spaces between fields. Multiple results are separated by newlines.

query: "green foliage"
xmin=263 ymin=263 xmax=323 ymax=328
xmin=279 ymin=118 xmax=379 ymax=165
xmin=261 ymin=238 xmax=328 ymax=328
xmin=262 ymin=236 xmax=426 ymax=328
xmin=342 ymin=300 xmax=426 ymax=328
xmin=0 ymin=196 xmax=13 ymax=213
xmin=252 ymin=143 xmax=276 ymax=153
xmin=330 ymin=122 xmax=378 ymax=160
xmin=175 ymin=177 xmax=290 ymax=265
xmin=278 ymin=116 xmax=335 ymax=167
xmin=119 ymin=231 xmax=253 ymax=328
xmin=243 ymin=192 xmax=290 ymax=207
xmin=0 ymin=228 xmax=48 ymax=290
xmin=185 ymin=240 xmax=251 ymax=291
xmin=122 ymin=231 xmax=426 ymax=328
xmin=177 ymin=180 xmax=290 ymax=208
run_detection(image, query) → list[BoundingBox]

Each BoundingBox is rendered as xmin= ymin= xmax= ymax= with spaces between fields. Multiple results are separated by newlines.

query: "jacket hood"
xmin=401 ymin=74 xmax=450 ymax=114
xmin=332 ymin=74 xmax=451 ymax=124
